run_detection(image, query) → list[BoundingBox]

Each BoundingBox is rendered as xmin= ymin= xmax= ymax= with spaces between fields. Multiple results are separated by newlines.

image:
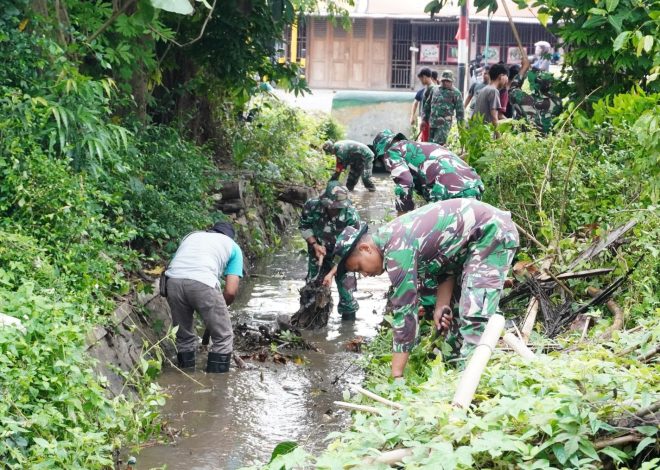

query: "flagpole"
xmin=456 ymin=1 xmax=470 ymax=96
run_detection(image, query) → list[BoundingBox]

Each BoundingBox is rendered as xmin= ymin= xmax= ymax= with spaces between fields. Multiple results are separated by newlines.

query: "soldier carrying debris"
xmin=299 ymin=181 xmax=362 ymax=321
xmin=324 ymin=199 xmax=519 ymax=376
xmin=373 ymin=129 xmax=484 ymax=215
xmin=323 ymin=139 xmax=377 ymax=192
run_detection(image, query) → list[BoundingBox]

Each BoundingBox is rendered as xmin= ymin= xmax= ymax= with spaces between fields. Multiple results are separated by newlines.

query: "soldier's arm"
xmin=385 ymin=149 xmax=415 ymax=214
xmin=299 ymin=200 xmax=316 ymax=240
xmin=385 ymin=248 xmax=419 ymax=376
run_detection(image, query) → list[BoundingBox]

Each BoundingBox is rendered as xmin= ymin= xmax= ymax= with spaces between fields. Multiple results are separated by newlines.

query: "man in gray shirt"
xmin=472 ymin=63 xmax=509 ymax=127
xmin=165 ymin=221 xmax=243 ymax=373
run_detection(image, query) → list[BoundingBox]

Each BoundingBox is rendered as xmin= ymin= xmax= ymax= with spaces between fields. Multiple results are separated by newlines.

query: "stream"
xmin=138 ymin=176 xmax=396 ymax=469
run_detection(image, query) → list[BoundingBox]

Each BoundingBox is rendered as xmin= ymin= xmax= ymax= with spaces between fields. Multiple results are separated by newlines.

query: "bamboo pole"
xmin=334 ymin=401 xmax=382 ymax=415
xmin=502 ymin=332 xmax=536 ymax=362
xmin=452 ymin=314 xmax=506 ymax=408
xmin=352 ymin=386 xmax=404 ymax=410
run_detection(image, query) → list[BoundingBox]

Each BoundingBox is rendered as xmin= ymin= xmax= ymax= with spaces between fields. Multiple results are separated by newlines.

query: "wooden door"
xmin=309 ymin=18 xmax=329 ymax=87
xmin=370 ymin=19 xmax=390 ymax=89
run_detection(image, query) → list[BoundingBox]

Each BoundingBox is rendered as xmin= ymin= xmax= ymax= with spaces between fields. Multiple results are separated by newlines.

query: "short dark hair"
xmin=489 ymin=63 xmax=508 ymax=81
xmin=508 ymin=64 xmax=521 ymax=80
xmin=431 ymin=70 xmax=438 ymax=80
xmin=417 ymin=67 xmax=432 ymax=78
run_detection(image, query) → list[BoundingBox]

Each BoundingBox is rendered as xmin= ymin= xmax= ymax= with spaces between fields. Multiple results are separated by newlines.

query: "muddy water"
xmin=137 ymin=177 xmax=396 ymax=470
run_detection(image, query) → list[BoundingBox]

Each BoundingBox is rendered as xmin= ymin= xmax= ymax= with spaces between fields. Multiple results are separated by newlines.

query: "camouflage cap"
xmin=332 ymin=223 xmax=369 ymax=274
xmin=321 ymin=181 xmax=352 ymax=209
xmin=372 ymin=129 xmax=407 ymax=158
xmin=322 ymin=140 xmax=335 ymax=154
xmin=440 ymin=69 xmax=454 ymax=82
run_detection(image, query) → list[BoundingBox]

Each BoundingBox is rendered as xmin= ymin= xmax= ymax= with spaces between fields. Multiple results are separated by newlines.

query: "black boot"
xmin=341 ymin=312 xmax=357 ymax=321
xmin=177 ymin=351 xmax=196 ymax=370
xmin=206 ymin=352 xmax=231 ymax=373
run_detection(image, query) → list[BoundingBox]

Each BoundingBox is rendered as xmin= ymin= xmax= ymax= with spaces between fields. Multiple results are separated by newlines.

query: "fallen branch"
xmin=567 ymin=219 xmax=638 ymax=270
xmin=352 ymin=386 xmax=404 ymax=410
xmin=638 ymin=344 xmax=659 ymax=363
xmin=334 ymin=401 xmax=382 ymax=415
xmin=594 ymin=433 xmax=642 ymax=450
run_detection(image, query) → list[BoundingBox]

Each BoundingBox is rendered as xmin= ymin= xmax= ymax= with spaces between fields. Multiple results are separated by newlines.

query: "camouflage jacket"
xmin=332 ymin=140 xmax=374 ymax=173
xmin=373 ymin=199 xmax=518 ymax=348
xmin=299 ymin=198 xmax=361 ymax=248
xmin=509 ymin=71 xmax=562 ymax=134
xmin=423 ymin=85 xmax=465 ymax=127
xmin=383 ymin=140 xmax=484 ymax=212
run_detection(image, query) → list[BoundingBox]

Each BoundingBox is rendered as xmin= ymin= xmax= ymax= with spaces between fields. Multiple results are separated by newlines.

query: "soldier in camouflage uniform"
xmin=299 ymin=181 xmax=361 ymax=320
xmin=323 ymin=140 xmax=377 ymax=192
xmin=373 ymin=129 xmax=484 ymax=214
xmin=329 ymin=199 xmax=518 ymax=375
xmin=509 ymin=69 xmax=562 ymax=134
xmin=423 ymin=70 xmax=465 ymax=145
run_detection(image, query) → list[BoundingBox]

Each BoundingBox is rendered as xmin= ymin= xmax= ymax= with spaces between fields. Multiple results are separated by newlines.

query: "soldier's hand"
xmin=313 ymin=243 xmax=327 ymax=259
xmin=321 ymin=272 xmax=334 ymax=287
xmin=434 ymin=305 xmax=453 ymax=335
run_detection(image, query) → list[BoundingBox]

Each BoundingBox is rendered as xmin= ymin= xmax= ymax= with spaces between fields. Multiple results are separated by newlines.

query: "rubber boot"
xmin=206 ymin=352 xmax=231 ymax=373
xmin=341 ymin=312 xmax=357 ymax=321
xmin=177 ymin=351 xmax=196 ymax=370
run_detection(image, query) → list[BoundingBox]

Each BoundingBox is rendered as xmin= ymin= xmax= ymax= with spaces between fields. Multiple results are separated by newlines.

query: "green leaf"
xmin=33 ymin=437 xmax=50 ymax=448
xmin=588 ymin=8 xmax=608 ymax=15
xmin=605 ymin=0 xmax=619 ymax=12
xmin=268 ymin=441 xmax=298 ymax=463
xmin=583 ymin=16 xmax=608 ymax=28
xmin=613 ymin=31 xmax=629 ymax=50
xmin=635 ymin=437 xmax=656 ymax=456
xmin=643 ymin=35 xmax=654 ymax=53
xmin=150 ymin=0 xmax=193 ymax=15
xmin=636 ymin=425 xmax=660 ymax=436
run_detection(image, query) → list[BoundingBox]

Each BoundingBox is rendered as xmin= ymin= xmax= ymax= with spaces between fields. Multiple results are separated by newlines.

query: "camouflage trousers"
xmin=307 ymin=250 xmax=358 ymax=317
xmin=346 ymin=159 xmax=376 ymax=191
xmin=420 ymin=225 xmax=518 ymax=364
xmin=428 ymin=121 xmax=452 ymax=145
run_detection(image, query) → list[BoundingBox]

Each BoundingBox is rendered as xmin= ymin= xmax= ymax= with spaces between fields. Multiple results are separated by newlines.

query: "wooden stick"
xmin=452 ymin=314 xmax=505 ymax=408
xmin=520 ymin=297 xmax=539 ymax=344
xmin=352 ymin=386 xmax=404 ymax=410
xmin=363 ymin=448 xmax=414 ymax=465
xmin=334 ymin=401 xmax=382 ymax=415
xmin=543 ymin=268 xmax=574 ymax=298
xmin=501 ymin=0 xmax=527 ymax=58
xmin=580 ymin=316 xmax=591 ymax=342
xmin=638 ymin=344 xmax=659 ymax=363
xmin=502 ymin=332 xmax=536 ymax=362
xmin=594 ymin=433 xmax=642 ymax=450
xmin=514 ymin=222 xmax=546 ymax=250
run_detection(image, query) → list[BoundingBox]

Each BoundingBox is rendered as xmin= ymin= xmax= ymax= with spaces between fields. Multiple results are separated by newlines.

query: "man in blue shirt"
xmin=165 ymin=221 xmax=244 ymax=373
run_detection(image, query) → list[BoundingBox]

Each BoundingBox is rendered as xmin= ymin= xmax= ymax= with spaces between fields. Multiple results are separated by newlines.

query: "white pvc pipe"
xmin=452 ymin=314 xmax=505 ymax=408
